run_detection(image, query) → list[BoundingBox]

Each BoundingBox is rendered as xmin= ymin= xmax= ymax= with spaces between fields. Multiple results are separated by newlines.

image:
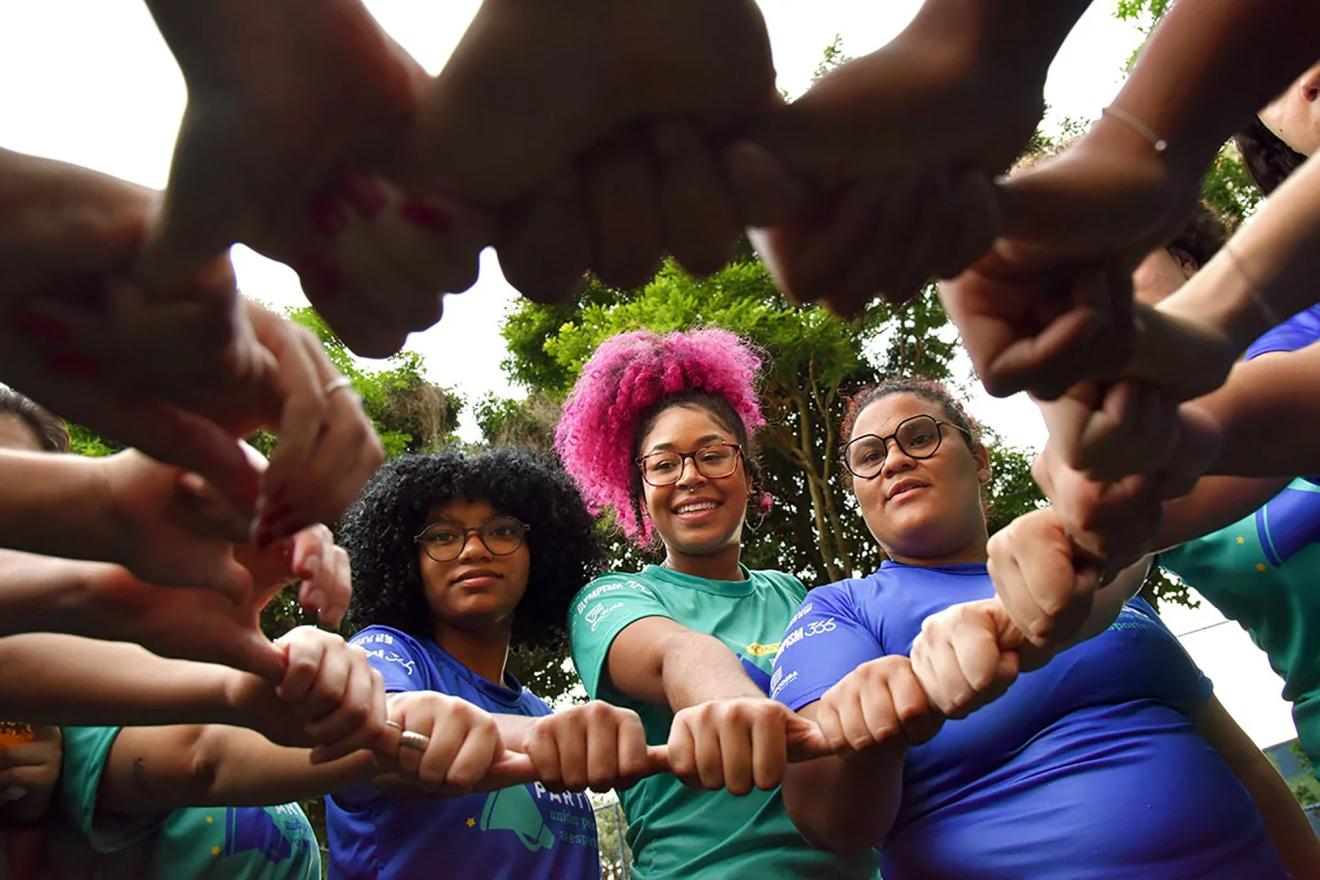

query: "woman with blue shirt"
xmin=329 ymin=448 xmax=655 ymax=880
xmin=771 ymin=377 xmax=1306 ymax=879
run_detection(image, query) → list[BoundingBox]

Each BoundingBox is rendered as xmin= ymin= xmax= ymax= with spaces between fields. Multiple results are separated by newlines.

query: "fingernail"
xmin=307 ymin=195 xmax=348 ymax=238
xmin=304 ymin=590 xmax=327 ymax=613
xmin=49 ymin=352 xmax=99 ymax=378
xmin=400 ymin=199 xmax=451 ymax=232
xmin=9 ymin=309 xmax=71 ymax=347
xmin=343 ymin=174 xmax=385 ymax=219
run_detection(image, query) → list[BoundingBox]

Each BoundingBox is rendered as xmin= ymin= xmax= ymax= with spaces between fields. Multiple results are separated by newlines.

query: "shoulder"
xmin=349 ymin=624 xmax=425 ymax=655
xmin=747 ymin=568 xmax=808 ymax=600
xmin=570 ymin=572 xmax=663 ymax=615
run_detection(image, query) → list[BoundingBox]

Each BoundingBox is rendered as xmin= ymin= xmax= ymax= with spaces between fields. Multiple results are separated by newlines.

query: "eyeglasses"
xmin=414 ymin=516 xmax=531 ymax=563
xmin=635 ymin=443 xmax=743 ymax=487
xmin=841 ymin=414 xmax=971 ymax=480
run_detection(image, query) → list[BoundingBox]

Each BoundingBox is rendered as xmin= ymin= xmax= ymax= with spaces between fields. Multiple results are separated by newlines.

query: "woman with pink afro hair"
xmin=558 ymin=328 xmax=878 ymax=880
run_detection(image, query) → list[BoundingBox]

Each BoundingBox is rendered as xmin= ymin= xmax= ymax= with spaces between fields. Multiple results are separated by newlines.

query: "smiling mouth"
xmin=674 ymin=500 xmax=721 ymax=515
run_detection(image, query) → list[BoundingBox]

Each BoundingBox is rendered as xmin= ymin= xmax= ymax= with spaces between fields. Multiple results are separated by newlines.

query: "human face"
xmin=1260 ymin=60 xmax=1320 ymax=157
xmin=416 ymin=497 xmax=530 ymax=637
xmin=849 ymin=393 xmax=990 ymax=565
xmin=0 ymin=415 xmax=42 ymax=452
xmin=1131 ymin=246 xmax=1197 ymax=307
xmin=638 ymin=404 xmax=752 ymax=559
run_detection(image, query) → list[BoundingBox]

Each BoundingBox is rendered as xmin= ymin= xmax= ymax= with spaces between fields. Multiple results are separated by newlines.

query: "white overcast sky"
xmin=0 ymin=1 xmax=1298 ymax=748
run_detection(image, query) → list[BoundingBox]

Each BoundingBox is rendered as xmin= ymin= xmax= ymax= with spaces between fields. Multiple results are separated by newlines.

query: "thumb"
xmin=473 ymin=751 xmax=538 ymax=792
xmin=644 ymin=745 xmax=670 ymax=776
xmin=786 ymin=716 xmax=832 ymax=763
xmin=226 ymin=626 xmax=288 ymax=685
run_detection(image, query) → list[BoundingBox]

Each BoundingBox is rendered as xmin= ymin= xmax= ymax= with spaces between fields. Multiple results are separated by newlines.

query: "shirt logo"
xmin=743 ymin=642 xmax=781 ymax=657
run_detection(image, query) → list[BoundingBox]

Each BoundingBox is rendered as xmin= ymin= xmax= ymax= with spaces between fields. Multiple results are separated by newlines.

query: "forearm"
xmin=0 ymin=453 xmax=118 ymax=564
xmin=660 ymin=631 xmax=766 ymax=711
xmin=906 ymin=0 xmax=1089 ymax=82
xmin=781 ymin=715 xmax=905 ymax=855
xmin=99 ymin=724 xmax=376 ymax=812
xmin=1161 ymin=155 xmax=1320 ymax=352
xmin=1113 ymin=0 xmax=1320 ymax=176
xmin=1199 ymin=697 xmax=1320 ymax=877
xmin=0 ymin=551 xmax=105 ymax=637
xmin=1154 ymin=476 xmax=1291 ymax=552
xmin=1198 ymin=344 xmax=1320 ymax=477
xmin=0 ymin=634 xmax=239 ymax=727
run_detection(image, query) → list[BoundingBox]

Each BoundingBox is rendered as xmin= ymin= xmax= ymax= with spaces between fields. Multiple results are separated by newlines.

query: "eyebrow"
xmin=648 ymin=433 xmax=726 ymax=453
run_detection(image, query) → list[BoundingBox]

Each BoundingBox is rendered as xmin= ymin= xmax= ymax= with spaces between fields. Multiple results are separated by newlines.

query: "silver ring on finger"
xmin=322 ymin=376 xmax=353 ymax=397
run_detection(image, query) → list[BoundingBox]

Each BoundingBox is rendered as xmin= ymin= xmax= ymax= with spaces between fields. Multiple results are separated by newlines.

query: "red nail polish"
xmin=9 ymin=310 xmax=71 ymax=347
xmin=49 ymin=352 xmax=98 ymax=378
xmin=307 ymin=196 xmax=348 ymax=238
xmin=400 ymin=200 xmax=451 ymax=232
xmin=343 ymin=174 xmax=385 ymax=219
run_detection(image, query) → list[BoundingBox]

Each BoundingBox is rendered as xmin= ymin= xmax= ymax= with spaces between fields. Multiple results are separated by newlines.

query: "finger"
xmin=472 ymin=750 xmax=538 ymax=792
xmin=311 ymin=667 xmax=388 ymax=765
xmin=857 ymin=675 xmax=903 ymax=748
xmin=987 ymin=302 xmax=1108 ymax=402
xmin=614 ymin=715 xmax=650 ymax=790
xmin=1018 ymin=536 xmax=1096 ymax=648
xmin=557 ymin=716 xmax=590 ymax=792
xmin=300 ymin=640 xmax=352 ymax=720
xmin=666 ymin=717 xmax=698 ymax=788
xmin=749 ymin=707 xmax=787 ymax=791
xmin=715 ymin=715 xmax=753 ymax=795
xmin=444 ymin=718 xmax=501 ymax=794
xmin=526 ymin=720 xmax=565 ymax=793
xmin=276 ymin=633 xmax=326 ymax=704
xmin=695 ymin=716 xmax=731 ymax=791
xmin=584 ymin=711 xmax=621 ymax=793
xmin=652 ymin=120 xmax=739 ymax=277
xmin=781 ymin=179 xmax=889 ymax=305
xmin=418 ymin=711 xmax=467 ymax=790
xmin=496 ymin=170 xmax=591 ymax=304
xmin=313 ymin=546 xmax=353 ymax=629
xmin=949 ymin=616 xmax=1012 ymax=709
xmin=815 ymin=698 xmax=848 ymax=755
xmin=583 ymin=139 xmax=663 ymax=290
xmin=986 ymin=532 xmax=1044 ymax=644
xmin=226 ymin=625 xmax=288 ymax=685
xmin=305 ymin=650 xmax=378 ymax=748
xmin=887 ymin=666 xmax=942 ymax=745
xmin=933 ymin=170 xmax=1001 ymax=280
xmin=177 ymin=471 xmax=253 ymax=544
xmin=721 ymin=139 xmax=808 ymax=229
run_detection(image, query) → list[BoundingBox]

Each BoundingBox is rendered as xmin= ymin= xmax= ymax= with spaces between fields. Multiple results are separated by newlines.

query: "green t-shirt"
xmin=1160 ymin=477 xmax=1320 ymax=771
xmin=43 ymin=726 xmax=320 ymax=879
xmin=568 ymin=564 xmax=877 ymax=880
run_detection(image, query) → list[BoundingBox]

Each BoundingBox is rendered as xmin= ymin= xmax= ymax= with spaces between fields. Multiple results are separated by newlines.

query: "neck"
xmin=433 ymin=622 xmax=513 ymax=687
xmin=662 ymin=539 xmax=744 ymax=582
xmin=886 ymin=533 xmax=988 ymax=568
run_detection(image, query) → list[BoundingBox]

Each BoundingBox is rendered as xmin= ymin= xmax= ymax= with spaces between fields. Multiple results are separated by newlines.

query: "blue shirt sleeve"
xmin=770 ymin=584 xmax=884 ymax=711
xmin=350 ymin=626 xmax=428 ymax=693
xmin=1124 ymin=597 xmax=1214 ymax=703
xmin=1245 ymin=303 xmax=1320 ymax=360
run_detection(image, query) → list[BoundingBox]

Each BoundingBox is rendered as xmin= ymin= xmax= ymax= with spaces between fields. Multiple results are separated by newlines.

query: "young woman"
xmin=770 ymin=378 xmax=1316 ymax=878
xmin=555 ymin=328 xmax=877 ymax=880
xmin=328 ymin=448 xmax=653 ymax=880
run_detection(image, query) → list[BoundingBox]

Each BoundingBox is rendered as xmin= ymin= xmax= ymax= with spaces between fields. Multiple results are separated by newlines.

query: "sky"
xmin=0 ymin=2 xmax=1298 ymax=748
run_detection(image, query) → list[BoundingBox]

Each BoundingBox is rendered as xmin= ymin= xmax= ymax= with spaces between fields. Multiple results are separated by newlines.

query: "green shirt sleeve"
xmin=58 ymin=726 xmax=165 ymax=852
xmin=567 ymin=574 xmax=674 ymax=699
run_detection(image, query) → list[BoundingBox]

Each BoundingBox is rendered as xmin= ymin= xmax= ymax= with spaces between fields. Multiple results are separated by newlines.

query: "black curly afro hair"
xmin=339 ymin=447 xmax=603 ymax=650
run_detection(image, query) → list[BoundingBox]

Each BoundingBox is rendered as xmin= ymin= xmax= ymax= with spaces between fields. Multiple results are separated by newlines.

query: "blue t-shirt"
xmin=770 ymin=562 xmax=1286 ymax=880
xmin=326 ymin=626 xmax=600 ymax=880
xmin=1245 ymin=302 xmax=1320 ymax=361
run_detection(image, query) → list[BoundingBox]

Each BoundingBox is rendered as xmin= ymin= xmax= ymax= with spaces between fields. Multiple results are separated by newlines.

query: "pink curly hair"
xmin=555 ymin=328 xmax=766 ymax=544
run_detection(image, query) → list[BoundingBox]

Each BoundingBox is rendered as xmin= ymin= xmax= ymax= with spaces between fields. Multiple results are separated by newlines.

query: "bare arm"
xmin=1197 ymin=696 xmax=1320 ymax=878
xmin=1161 ymin=155 xmax=1320 ymax=354
xmin=96 ymin=725 xmax=377 ymax=812
xmin=781 ymin=702 xmax=907 ymax=856
xmin=606 ymin=616 xmax=765 ymax=710
xmin=1194 ymin=343 xmax=1320 ymax=478
xmin=1154 ymin=475 xmax=1291 ymax=553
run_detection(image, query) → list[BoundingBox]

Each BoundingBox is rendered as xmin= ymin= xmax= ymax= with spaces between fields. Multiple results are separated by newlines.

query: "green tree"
xmin=499 ymin=258 xmax=1043 ymax=588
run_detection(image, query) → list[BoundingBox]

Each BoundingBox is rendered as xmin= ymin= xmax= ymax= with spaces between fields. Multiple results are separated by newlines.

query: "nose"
xmin=881 ymin=444 xmax=916 ymax=480
xmin=457 ymin=530 xmax=492 ymax=561
xmin=675 ymin=454 xmax=707 ymax=489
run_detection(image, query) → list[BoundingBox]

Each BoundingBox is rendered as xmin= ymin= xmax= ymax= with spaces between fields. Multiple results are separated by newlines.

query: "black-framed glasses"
xmin=635 ymin=443 xmax=743 ymax=487
xmin=414 ymin=516 xmax=531 ymax=563
xmin=841 ymin=414 xmax=971 ymax=480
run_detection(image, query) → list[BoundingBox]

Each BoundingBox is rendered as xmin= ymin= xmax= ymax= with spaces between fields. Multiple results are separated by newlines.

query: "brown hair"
xmin=1234 ymin=116 xmax=1307 ymax=196
xmin=0 ymin=387 xmax=69 ymax=452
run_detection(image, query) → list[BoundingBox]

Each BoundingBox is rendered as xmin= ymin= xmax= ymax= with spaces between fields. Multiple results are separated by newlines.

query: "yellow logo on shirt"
xmin=743 ymin=642 xmax=781 ymax=657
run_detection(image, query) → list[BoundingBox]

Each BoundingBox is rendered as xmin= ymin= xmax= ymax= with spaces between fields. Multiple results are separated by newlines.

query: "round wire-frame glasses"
xmin=635 ymin=443 xmax=743 ymax=487
xmin=414 ymin=516 xmax=531 ymax=563
xmin=841 ymin=414 xmax=971 ymax=480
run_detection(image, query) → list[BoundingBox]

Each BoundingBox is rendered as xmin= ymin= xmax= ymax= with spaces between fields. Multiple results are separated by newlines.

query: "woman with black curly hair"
xmin=327 ymin=447 xmax=657 ymax=880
